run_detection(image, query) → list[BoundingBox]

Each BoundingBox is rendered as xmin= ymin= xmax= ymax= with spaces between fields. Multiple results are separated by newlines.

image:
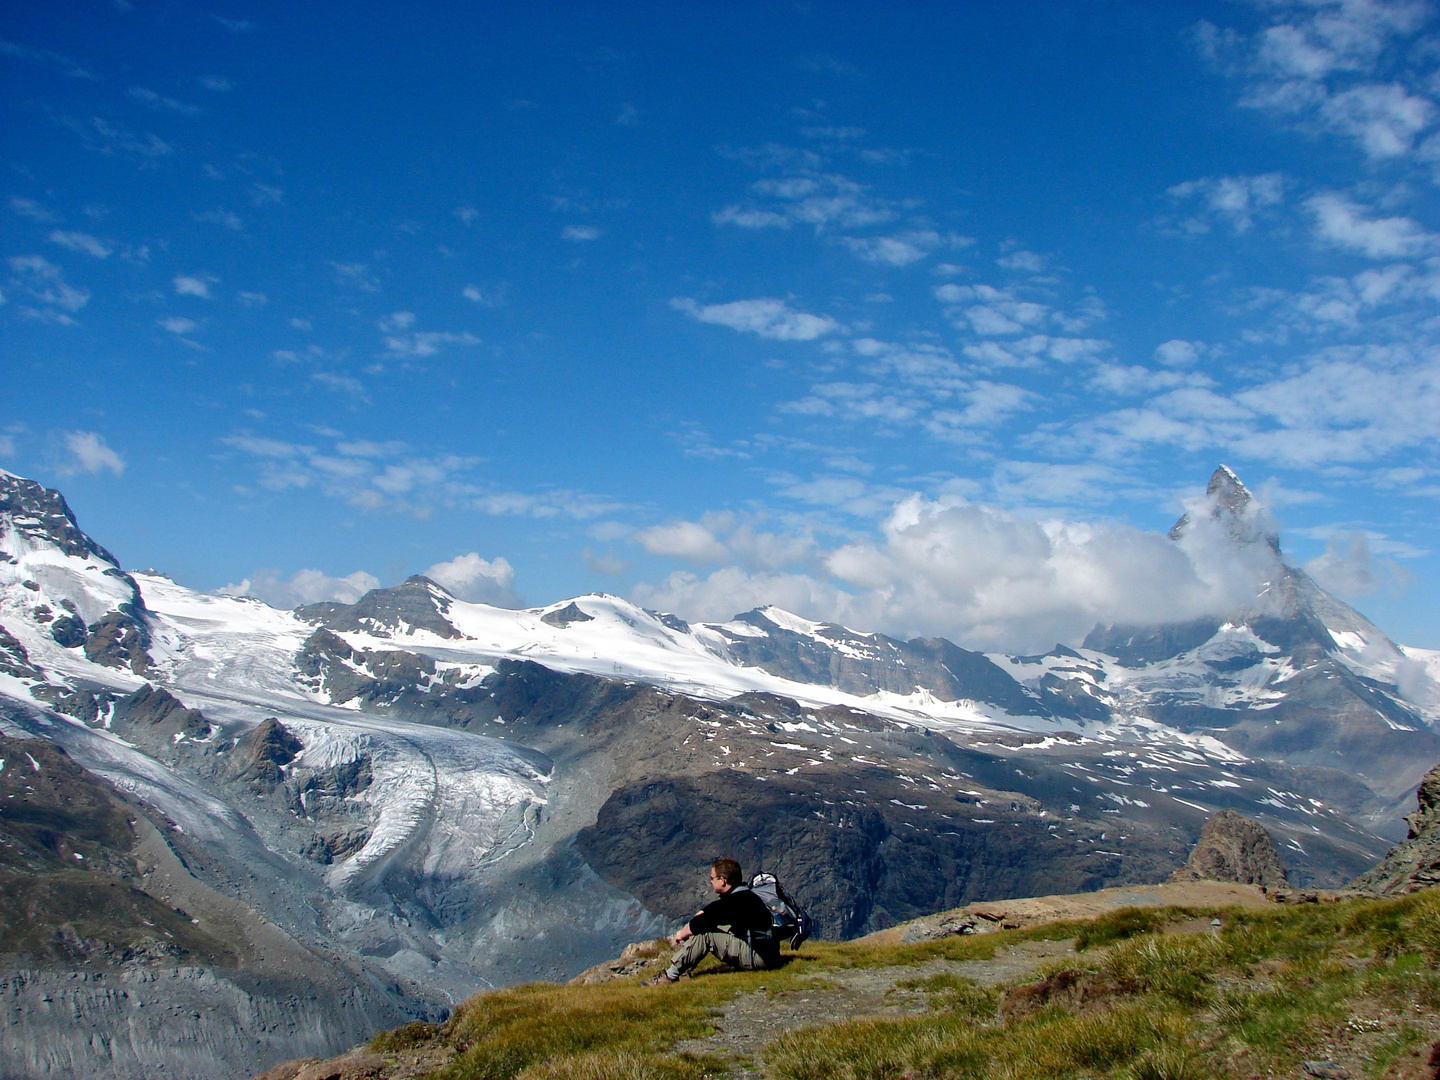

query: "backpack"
xmin=746 ymin=872 xmax=813 ymax=950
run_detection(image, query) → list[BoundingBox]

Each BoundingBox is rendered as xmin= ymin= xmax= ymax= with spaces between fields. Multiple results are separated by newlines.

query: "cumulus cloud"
xmin=59 ymin=431 xmax=124 ymax=476
xmin=1166 ymin=173 xmax=1284 ymax=234
xmin=632 ymin=487 xmax=1285 ymax=653
xmin=1203 ymin=3 xmax=1438 ymax=168
xmin=218 ymin=568 xmax=380 ymax=609
xmin=633 ymin=514 xmax=818 ymax=571
xmin=1155 ymin=339 xmax=1204 ymax=367
xmin=424 ymin=552 xmax=519 ymax=606
xmin=672 ymin=296 xmax=841 ymax=340
xmin=1306 ymin=192 xmax=1436 ymax=257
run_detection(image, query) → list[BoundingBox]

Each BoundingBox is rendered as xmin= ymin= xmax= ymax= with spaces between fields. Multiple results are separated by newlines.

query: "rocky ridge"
xmin=1351 ymin=760 xmax=1440 ymax=894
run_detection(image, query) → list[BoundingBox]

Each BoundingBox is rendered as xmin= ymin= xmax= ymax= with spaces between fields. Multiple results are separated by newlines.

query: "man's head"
xmin=709 ymin=857 xmax=743 ymax=895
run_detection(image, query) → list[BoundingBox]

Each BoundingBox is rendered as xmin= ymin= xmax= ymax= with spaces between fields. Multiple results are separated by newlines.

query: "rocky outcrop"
xmin=1168 ymin=809 xmax=1288 ymax=889
xmin=1350 ymin=760 xmax=1440 ymax=894
xmin=110 ymin=684 xmax=211 ymax=753
xmin=297 ymin=576 xmax=461 ymax=639
xmin=541 ymin=601 xmax=594 ymax=628
xmin=227 ymin=718 xmax=303 ymax=788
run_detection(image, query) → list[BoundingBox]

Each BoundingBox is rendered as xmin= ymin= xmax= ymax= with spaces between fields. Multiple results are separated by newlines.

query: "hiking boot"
xmin=641 ymin=972 xmax=678 ymax=986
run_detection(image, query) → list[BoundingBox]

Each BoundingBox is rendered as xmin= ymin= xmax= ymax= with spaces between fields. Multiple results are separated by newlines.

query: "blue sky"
xmin=3 ymin=0 xmax=1439 ymax=652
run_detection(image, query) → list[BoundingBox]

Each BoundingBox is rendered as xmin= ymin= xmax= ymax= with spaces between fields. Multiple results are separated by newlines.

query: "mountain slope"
xmin=0 ymin=465 xmax=1434 ymax=1078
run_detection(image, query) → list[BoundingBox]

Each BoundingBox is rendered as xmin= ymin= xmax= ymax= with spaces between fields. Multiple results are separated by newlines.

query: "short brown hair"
xmin=710 ymin=857 xmax=743 ymax=886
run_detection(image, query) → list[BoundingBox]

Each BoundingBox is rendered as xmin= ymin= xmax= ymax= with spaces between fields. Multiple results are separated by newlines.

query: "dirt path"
xmin=669 ymin=938 xmax=1078 ymax=1075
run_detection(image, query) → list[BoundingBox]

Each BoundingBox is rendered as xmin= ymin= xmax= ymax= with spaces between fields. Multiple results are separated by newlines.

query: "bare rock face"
xmin=1350 ymin=760 xmax=1440 ymax=894
xmin=1168 ymin=809 xmax=1289 ymax=889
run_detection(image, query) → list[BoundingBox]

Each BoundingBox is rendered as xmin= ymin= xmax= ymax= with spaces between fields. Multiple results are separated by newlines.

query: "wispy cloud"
xmin=7 ymin=256 xmax=89 ymax=323
xmin=128 ymin=87 xmax=200 ymax=116
xmin=48 ymin=230 xmax=111 ymax=258
xmin=562 ymin=224 xmax=602 ymax=241
xmin=58 ymin=431 xmax=124 ymax=476
xmin=174 ymin=273 xmax=217 ymax=297
xmin=0 ymin=38 xmax=98 ymax=79
xmin=60 ymin=116 xmax=172 ymax=161
xmin=10 ymin=197 xmax=55 ymax=222
xmin=672 ymin=296 xmax=841 ymax=340
xmin=193 ymin=208 xmax=243 ymax=231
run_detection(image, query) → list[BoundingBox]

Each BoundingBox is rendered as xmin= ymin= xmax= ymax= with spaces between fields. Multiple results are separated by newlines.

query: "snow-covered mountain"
xmin=1 ymin=465 xmax=1436 ymax=1079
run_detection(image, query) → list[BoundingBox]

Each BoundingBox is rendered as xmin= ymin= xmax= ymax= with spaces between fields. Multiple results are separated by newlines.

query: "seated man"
xmin=643 ymin=857 xmax=775 ymax=985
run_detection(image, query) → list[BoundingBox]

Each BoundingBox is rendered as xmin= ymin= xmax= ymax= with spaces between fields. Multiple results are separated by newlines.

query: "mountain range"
xmin=1 ymin=464 xmax=1437 ymax=1080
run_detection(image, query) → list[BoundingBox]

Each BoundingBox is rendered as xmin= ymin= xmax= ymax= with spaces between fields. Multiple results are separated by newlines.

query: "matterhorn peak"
xmin=1169 ymin=464 xmax=1280 ymax=553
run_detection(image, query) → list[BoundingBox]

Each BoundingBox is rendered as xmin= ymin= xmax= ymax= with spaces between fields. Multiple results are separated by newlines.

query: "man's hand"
xmin=672 ymin=924 xmax=693 ymax=945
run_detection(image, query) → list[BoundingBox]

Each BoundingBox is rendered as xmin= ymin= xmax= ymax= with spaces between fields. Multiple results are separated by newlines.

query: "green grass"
xmin=363 ymin=890 xmax=1440 ymax=1080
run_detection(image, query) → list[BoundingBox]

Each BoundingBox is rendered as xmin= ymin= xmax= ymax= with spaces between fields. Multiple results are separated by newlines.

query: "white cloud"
xmin=8 ymin=256 xmax=89 ymax=322
xmin=672 ymin=296 xmax=841 ymax=340
xmin=48 ymin=230 xmax=111 ymax=258
xmin=379 ymin=311 xmax=416 ymax=331
xmin=1207 ymin=4 xmax=1438 ymax=168
xmin=1155 ymin=339 xmax=1203 ymax=367
xmin=383 ymin=330 xmax=481 ymax=356
xmin=1306 ymin=192 xmax=1436 ymax=257
xmin=218 ymin=568 xmax=381 ymax=609
xmin=193 ymin=208 xmax=243 ymax=231
xmin=200 ymin=76 xmax=233 ymax=91
xmin=462 ymin=283 xmax=506 ymax=305
xmin=841 ymin=230 xmax=942 ymax=266
xmin=9 ymin=197 xmax=55 ymax=222
xmin=174 ymin=273 xmax=216 ymax=297
xmin=996 ymin=249 xmax=1048 ymax=273
xmin=60 ymin=431 xmax=124 ymax=476
xmin=634 ymin=520 xmax=732 ymax=564
xmin=331 ymin=262 xmax=380 ymax=291
xmin=714 ymin=170 xmax=896 ymax=233
xmin=222 ymin=432 xmax=482 ymax=512
xmin=1304 ymin=532 xmax=1384 ymax=595
xmin=1166 ymin=174 xmax=1284 ymax=233
xmin=633 ymin=486 xmax=1285 ymax=653
xmin=159 ymin=316 xmax=197 ymax=334
xmin=562 ymin=225 xmax=602 ymax=241
xmin=128 ymin=87 xmax=201 ymax=116
xmin=423 ymin=552 xmax=519 ymax=606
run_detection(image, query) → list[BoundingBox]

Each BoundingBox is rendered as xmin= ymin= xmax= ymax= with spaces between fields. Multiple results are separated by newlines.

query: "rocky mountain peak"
xmin=1168 ymin=808 xmax=1289 ymax=889
xmin=0 ymin=470 xmax=122 ymax=566
xmin=1168 ymin=464 xmax=1281 ymax=554
xmin=296 ymin=574 xmax=462 ymax=639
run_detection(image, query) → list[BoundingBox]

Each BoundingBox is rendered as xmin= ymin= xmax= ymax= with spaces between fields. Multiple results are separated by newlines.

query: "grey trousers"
xmin=666 ymin=931 xmax=766 ymax=980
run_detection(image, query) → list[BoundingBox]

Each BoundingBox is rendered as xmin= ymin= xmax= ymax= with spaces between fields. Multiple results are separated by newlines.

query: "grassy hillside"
xmin=270 ymin=889 xmax=1440 ymax=1080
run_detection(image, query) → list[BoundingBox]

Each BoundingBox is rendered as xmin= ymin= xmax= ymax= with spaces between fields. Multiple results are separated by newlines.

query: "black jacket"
xmin=688 ymin=887 xmax=774 ymax=938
